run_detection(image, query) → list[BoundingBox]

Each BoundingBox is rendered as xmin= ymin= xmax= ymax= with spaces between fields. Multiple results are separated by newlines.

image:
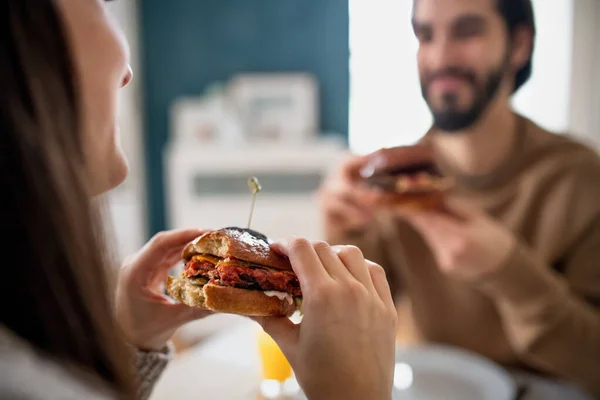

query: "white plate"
xmin=393 ymin=345 xmax=516 ymax=400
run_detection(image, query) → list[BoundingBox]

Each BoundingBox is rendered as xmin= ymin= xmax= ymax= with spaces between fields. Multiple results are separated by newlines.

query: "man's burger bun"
xmin=373 ymin=189 xmax=447 ymax=210
xmin=362 ymin=162 xmax=453 ymax=210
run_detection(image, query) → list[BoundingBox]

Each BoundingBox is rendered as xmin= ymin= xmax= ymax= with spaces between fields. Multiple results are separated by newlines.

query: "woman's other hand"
xmin=116 ymin=229 xmax=212 ymax=351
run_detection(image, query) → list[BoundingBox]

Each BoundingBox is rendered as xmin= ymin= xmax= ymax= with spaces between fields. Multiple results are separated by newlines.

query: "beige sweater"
xmin=0 ymin=326 xmax=170 ymax=400
xmin=328 ymin=116 xmax=600 ymax=397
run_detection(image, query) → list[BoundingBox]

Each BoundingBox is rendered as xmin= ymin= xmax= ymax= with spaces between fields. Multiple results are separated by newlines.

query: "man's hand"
xmin=399 ymin=201 xmax=517 ymax=281
xmin=318 ymin=145 xmax=434 ymax=238
xmin=318 ymin=154 xmax=377 ymax=238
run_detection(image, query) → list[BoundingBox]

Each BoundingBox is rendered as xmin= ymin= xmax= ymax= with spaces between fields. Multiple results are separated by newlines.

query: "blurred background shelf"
xmin=164 ymin=138 xmax=348 ymax=242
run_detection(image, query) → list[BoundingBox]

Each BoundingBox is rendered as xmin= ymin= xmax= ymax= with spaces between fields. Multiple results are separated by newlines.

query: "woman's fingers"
xmin=311 ymin=241 xmax=355 ymax=281
xmin=272 ymin=239 xmax=381 ymax=293
xmin=271 ymin=238 xmax=333 ymax=290
xmin=133 ymin=229 xmax=209 ymax=272
xmin=331 ymin=245 xmax=375 ymax=291
xmin=367 ymin=261 xmax=395 ymax=310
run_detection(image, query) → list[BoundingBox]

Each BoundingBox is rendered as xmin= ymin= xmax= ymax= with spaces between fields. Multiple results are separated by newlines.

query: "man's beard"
xmin=421 ymin=60 xmax=507 ymax=132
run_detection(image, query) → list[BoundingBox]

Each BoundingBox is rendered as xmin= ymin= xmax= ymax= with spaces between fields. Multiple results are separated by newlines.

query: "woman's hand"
xmin=116 ymin=228 xmax=212 ymax=351
xmin=258 ymin=239 xmax=398 ymax=400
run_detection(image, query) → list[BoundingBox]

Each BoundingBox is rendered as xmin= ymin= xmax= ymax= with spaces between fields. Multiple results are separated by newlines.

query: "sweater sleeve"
xmin=477 ymin=223 xmax=600 ymax=398
xmin=134 ymin=342 xmax=173 ymax=400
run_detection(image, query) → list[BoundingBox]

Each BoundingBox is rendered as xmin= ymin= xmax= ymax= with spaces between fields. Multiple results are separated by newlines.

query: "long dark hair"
xmin=0 ymin=1 xmax=134 ymax=397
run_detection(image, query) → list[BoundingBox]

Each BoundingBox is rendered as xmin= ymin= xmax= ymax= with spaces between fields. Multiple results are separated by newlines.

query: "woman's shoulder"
xmin=0 ymin=326 xmax=114 ymax=400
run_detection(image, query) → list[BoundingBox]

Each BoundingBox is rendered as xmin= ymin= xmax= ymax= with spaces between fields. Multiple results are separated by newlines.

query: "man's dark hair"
xmin=496 ymin=0 xmax=536 ymax=92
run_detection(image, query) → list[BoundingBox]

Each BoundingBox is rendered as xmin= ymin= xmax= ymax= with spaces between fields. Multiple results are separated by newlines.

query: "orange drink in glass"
xmin=257 ymin=329 xmax=292 ymax=382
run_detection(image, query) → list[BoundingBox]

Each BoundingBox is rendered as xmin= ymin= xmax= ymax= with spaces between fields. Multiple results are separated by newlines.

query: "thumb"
xmin=254 ymin=317 xmax=299 ymax=362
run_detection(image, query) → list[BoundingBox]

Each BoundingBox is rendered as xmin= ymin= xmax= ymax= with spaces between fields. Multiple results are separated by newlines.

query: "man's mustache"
xmin=424 ymin=67 xmax=477 ymax=86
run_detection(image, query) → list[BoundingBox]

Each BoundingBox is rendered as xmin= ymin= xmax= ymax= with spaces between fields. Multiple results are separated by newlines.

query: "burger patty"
xmin=219 ymin=265 xmax=302 ymax=297
xmin=185 ymin=259 xmax=218 ymax=279
xmin=184 ymin=258 xmax=302 ymax=297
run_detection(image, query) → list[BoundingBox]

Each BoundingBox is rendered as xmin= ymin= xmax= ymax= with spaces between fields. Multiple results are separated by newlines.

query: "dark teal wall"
xmin=139 ymin=0 xmax=350 ymax=237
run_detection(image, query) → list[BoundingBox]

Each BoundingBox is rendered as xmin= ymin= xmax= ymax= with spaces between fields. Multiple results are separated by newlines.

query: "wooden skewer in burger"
xmin=166 ymin=177 xmax=302 ymax=317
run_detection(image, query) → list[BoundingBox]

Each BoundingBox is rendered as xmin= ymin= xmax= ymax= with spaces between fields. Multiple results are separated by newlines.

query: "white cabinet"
xmin=163 ymin=139 xmax=348 ymax=242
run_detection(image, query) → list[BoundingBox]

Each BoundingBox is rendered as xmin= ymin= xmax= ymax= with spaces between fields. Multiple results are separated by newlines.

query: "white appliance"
xmin=164 ymin=138 xmax=348 ymax=242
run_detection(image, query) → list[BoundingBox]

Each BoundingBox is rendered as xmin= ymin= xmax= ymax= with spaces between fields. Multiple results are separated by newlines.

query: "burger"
xmin=362 ymin=162 xmax=454 ymax=210
xmin=166 ymin=227 xmax=302 ymax=317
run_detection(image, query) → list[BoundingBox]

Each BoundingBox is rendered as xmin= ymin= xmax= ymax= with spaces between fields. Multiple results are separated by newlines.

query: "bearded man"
xmin=319 ymin=0 xmax=600 ymax=397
